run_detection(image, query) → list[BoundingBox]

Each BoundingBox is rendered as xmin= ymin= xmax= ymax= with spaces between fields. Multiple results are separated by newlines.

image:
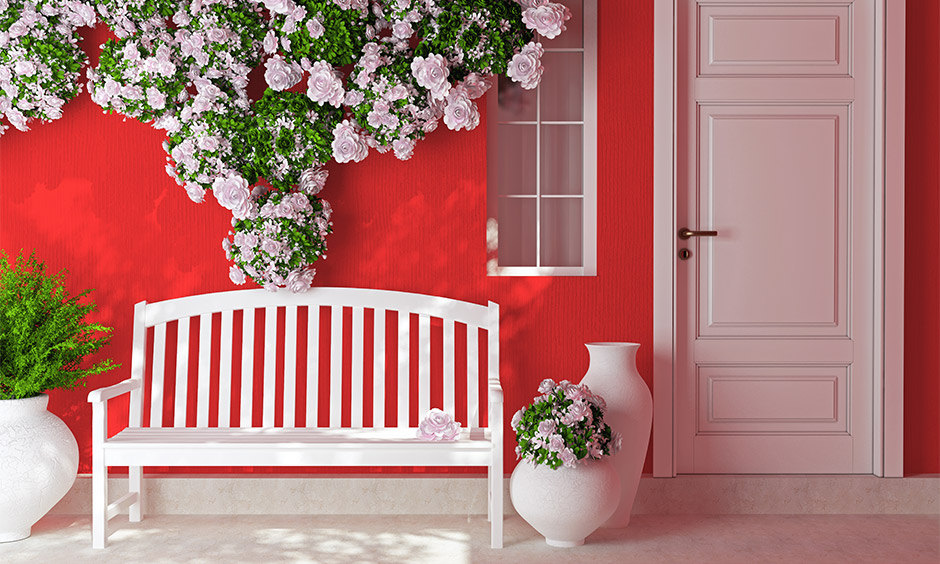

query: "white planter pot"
xmin=579 ymin=342 xmax=652 ymax=528
xmin=0 ymin=394 xmax=78 ymax=542
xmin=509 ymin=458 xmax=620 ymax=547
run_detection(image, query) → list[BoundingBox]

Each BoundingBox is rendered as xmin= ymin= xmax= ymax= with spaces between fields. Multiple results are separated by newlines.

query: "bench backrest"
xmin=127 ymin=288 xmax=499 ymax=431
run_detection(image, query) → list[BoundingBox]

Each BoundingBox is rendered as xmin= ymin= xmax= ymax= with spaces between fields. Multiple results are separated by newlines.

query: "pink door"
xmin=676 ymin=0 xmax=875 ymax=473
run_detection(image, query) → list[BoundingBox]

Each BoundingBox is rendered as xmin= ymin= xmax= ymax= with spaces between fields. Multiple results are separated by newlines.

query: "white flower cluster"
xmin=224 ymin=180 xmax=332 ymax=292
xmin=511 ymin=378 xmax=621 ymax=469
xmin=0 ymin=0 xmax=95 ymax=136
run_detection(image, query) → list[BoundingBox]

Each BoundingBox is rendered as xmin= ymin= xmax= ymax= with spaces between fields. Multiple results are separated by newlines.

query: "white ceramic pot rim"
xmin=585 ymin=342 xmax=641 ymax=347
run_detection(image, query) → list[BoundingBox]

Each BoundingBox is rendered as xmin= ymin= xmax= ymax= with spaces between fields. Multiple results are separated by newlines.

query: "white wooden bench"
xmin=87 ymin=288 xmax=503 ymax=549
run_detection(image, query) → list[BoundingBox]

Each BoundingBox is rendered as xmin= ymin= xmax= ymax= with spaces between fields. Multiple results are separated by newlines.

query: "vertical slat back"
xmin=467 ymin=325 xmax=480 ymax=428
xmin=443 ymin=319 xmax=455 ymax=416
xmin=262 ymin=306 xmax=277 ymax=427
xmin=305 ymin=306 xmax=320 ymax=427
xmin=196 ymin=313 xmax=211 ymax=427
xmin=351 ymin=307 xmax=364 ymax=427
xmin=329 ymin=306 xmax=343 ymax=428
xmin=149 ymin=323 xmax=167 ymax=428
xmin=240 ymin=308 xmax=255 ymax=427
xmin=373 ymin=308 xmax=385 ymax=428
xmin=139 ymin=290 xmax=497 ymax=433
xmin=219 ymin=310 xmax=234 ymax=428
xmin=397 ymin=311 xmax=410 ymax=427
xmin=283 ymin=306 xmax=298 ymax=428
xmin=173 ymin=317 xmax=190 ymax=427
xmin=129 ymin=301 xmax=148 ymax=428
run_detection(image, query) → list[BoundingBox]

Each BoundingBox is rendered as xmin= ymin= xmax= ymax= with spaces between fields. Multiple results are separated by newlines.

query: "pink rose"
xmin=559 ymin=448 xmax=577 ymax=468
xmin=508 ymin=42 xmax=544 ymax=90
xmin=263 ymin=0 xmax=294 ymax=15
xmin=306 ymin=17 xmax=325 ymax=39
xmin=392 ymin=137 xmax=415 ymax=161
xmin=537 ymin=419 xmax=556 ymax=437
xmin=184 ymin=182 xmax=206 ymax=203
xmin=146 ymin=86 xmax=166 ymax=110
xmin=410 ymin=54 xmax=451 ymax=100
xmin=261 ymin=237 xmax=282 ymax=256
xmin=264 ymin=55 xmax=301 ymax=91
xmin=522 ymin=2 xmax=571 ymax=39
xmin=229 ymin=265 xmax=246 ymax=285
xmin=331 ymin=120 xmax=369 ymax=163
xmin=13 ymin=60 xmax=35 ymax=76
xmin=392 ymin=21 xmax=413 ymax=39
xmin=548 ymin=434 xmax=565 ymax=453
xmin=212 ymin=172 xmax=253 ymax=219
xmin=286 ymin=267 xmax=315 ymax=293
xmin=262 ymin=30 xmax=278 ymax=54
xmin=562 ymin=400 xmax=592 ymax=425
xmin=442 ymin=87 xmax=479 ymax=131
xmin=510 ymin=408 xmax=525 ymax=430
xmin=306 ymin=61 xmax=344 ymax=107
xmin=417 ymin=408 xmax=461 ymax=441
xmin=459 ymin=73 xmax=492 ymax=100
xmin=537 ymin=378 xmax=556 ymax=394
xmin=299 ymin=166 xmax=328 ymax=194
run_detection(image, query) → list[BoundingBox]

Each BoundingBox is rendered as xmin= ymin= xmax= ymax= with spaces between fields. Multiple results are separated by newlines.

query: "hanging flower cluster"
xmin=0 ymin=0 xmax=96 ymax=136
xmin=1 ymin=0 xmax=571 ymax=292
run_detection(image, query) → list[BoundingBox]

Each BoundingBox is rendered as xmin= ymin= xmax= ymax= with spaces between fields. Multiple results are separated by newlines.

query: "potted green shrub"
xmin=0 ymin=250 xmax=118 ymax=542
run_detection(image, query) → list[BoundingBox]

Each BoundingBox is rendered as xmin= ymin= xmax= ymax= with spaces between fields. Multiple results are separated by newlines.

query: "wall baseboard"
xmin=51 ymin=474 xmax=939 ymax=516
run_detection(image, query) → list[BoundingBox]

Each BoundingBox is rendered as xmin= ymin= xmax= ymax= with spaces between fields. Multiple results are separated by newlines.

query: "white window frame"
xmin=486 ymin=0 xmax=598 ymax=276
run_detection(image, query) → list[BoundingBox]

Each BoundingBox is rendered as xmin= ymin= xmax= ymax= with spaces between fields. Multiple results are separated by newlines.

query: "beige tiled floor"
xmin=1 ymin=514 xmax=937 ymax=564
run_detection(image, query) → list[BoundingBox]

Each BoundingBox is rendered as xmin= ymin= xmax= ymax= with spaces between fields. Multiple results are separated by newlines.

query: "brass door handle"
xmin=678 ymin=228 xmax=718 ymax=240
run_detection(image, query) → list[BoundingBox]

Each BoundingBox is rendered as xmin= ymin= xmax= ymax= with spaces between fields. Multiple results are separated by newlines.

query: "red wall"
xmin=0 ymin=1 xmax=936 ymax=476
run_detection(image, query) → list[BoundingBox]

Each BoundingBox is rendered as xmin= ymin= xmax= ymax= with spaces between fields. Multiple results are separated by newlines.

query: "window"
xmin=486 ymin=0 xmax=597 ymax=276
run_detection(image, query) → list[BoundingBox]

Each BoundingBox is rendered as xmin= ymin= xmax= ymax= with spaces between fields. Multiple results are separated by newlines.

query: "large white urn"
xmin=510 ymin=458 xmax=620 ymax=547
xmin=0 ymin=394 xmax=79 ymax=542
xmin=579 ymin=342 xmax=652 ymax=528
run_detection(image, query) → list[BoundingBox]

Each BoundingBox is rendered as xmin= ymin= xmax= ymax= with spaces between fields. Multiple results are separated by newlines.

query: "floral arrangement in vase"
xmin=0 ymin=0 xmax=572 ymax=292
xmin=511 ymin=378 xmax=622 ymax=469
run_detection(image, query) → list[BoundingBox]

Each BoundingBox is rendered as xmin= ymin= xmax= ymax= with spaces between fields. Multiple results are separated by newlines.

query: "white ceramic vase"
xmin=509 ymin=458 xmax=620 ymax=547
xmin=0 ymin=394 xmax=78 ymax=542
xmin=579 ymin=342 xmax=652 ymax=528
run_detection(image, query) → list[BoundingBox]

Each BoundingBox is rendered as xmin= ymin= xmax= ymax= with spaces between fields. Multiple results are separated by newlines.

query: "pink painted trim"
xmin=652 ymin=0 xmax=677 ymax=478
xmin=882 ymin=0 xmax=905 ymax=478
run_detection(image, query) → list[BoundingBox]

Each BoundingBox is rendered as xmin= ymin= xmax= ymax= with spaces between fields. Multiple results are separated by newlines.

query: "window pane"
xmin=540 ymin=52 xmax=583 ymax=122
xmin=540 ymin=198 xmax=583 ymax=267
xmin=498 ymin=197 xmax=537 ymax=266
xmin=540 ymin=124 xmax=583 ymax=195
xmin=495 ymin=124 xmax=537 ymax=195
xmin=497 ymin=75 xmax=537 ymax=122
xmin=539 ymin=0 xmax=583 ymax=49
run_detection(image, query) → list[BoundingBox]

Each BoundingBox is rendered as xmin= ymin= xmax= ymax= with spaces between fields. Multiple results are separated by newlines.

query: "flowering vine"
xmin=0 ymin=0 xmax=571 ymax=292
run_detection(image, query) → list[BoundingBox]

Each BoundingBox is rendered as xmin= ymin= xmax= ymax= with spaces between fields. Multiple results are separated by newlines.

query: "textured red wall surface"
xmin=0 ymin=1 xmax=936 ymax=475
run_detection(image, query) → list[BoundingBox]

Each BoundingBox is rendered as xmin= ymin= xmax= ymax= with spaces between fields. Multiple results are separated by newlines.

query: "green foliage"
xmin=0 ymin=251 xmax=118 ymax=400
xmin=273 ymin=0 xmax=375 ymax=68
xmin=247 ymin=89 xmax=343 ymax=189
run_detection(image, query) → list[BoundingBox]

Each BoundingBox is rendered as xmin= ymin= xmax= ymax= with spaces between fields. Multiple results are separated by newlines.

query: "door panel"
xmin=677 ymin=0 xmax=874 ymax=474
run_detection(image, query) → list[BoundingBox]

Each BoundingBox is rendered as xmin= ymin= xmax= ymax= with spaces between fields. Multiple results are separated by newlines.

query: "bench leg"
xmin=490 ymin=461 xmax=503 ymax=549
xmin=92 ymin=454 xmax=107 ymax=549
xmin=129 ymin=466 xmax=143 ymax=522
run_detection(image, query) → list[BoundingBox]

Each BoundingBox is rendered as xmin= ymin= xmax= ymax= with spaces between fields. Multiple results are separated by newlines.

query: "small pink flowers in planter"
xmin=417 ymin=409 xmax=461 ymax=441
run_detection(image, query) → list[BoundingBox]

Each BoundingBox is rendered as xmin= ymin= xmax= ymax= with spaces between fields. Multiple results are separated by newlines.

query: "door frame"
xmin=652 ymin=0 xmax=906 ymax=477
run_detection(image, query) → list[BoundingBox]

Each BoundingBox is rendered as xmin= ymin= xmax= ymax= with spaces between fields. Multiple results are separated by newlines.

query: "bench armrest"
xmin=88 ymin=379 xmax=140 ymax=403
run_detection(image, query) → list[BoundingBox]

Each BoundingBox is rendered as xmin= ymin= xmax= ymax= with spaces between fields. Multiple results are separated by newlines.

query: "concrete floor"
xmin=0 ymin=514 xmax=937 ymax=564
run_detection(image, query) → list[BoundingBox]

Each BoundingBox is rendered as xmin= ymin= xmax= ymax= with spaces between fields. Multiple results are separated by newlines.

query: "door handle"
xmin=678 ymin=227 xmax=718 ymax=240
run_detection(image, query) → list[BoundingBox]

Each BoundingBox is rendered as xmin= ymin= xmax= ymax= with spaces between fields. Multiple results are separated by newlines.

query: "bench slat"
xmin=373 ymin=308 xmax=385 ymax=428
xmin=240 ymin=309 xmax=255 ymax=427
xmin=150 ymin=323 xmax=167 ymax=428
xmin=305 ymin=306 xmax=320 ymax=427
xmin=284 ymin=306 xmax=298 ymax=428
xmin=418 ymin=314 xmax=431 ymax=417
xmin=174 ymin=317 xmax=190 ymax=428
xmin=219 ymin=310 xmax=234 ymax=428
xmin=329 ymin=306 xmax=342 ymax=428
xmin=351 ymin=307 xmax=364 ymax=428
xmin=397 ymin=312 xmax=409 ymax=427
xmin=263 ymin=306 xmax=277 ymax=428
xmin=196 ymin=313 xmax=212 ymax=428
xmin=444 ymin=318 xmax=455 ymax=417
xmin=467 ymin=326 xmax=479 ymax=429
